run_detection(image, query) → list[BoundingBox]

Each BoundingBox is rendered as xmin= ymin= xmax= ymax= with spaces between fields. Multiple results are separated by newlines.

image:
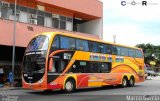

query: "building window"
xmin=37 ymin=16 xmax=44 ymax=25
xmin=66 ymin=21 xmax=72 ymax=31
xmin=66 ymin=17 xmax=73 ymax=31
xmin=60 ymin=20 xmax=66 ymax=29
xmin=28 ymin=8 xmax=37 ymax=24
xmin=10 ymin=10 xmax=20 ymax=21
xmin=60 ymin=16 xmax=66 ymax=21
xmin=28 ymin=8 xmax=36 ymax=14
xmin=0 ymin=2 xmax=10 ymax=19
xmin=0 ymin=8 xmax=1 ymax=17
xmin=44 ymin=12 xmax=52 ymax=27
xmin=60 ymin=16 xmax=66 ymax=29
xmin=0 ymin=2 xmax=74 ymax=31
xmin=9 ymin=4 xmax=20 ymax=21
xmin=19 ymin=6 xmax=28 ymax=23
xmin=52 ymin=14 xmax=60 ymax=28
xmin=1 ymin=6 xmax=10 ymax=19
xmin=60 ymin=16 xmax=73 ymax=31
xmin=53 ymin=19 xmax=59 ymax=28
xmin=37 ymin=10 xmax=44 ymax=26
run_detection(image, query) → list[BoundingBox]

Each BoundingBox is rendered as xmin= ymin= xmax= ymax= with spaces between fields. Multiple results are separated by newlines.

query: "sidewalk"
xmin=147 ymin=76 xmax=160 ymax=80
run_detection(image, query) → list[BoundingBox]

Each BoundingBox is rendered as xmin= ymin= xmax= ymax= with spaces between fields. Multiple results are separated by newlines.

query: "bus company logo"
xmin=2 ymin=95 xmax=18 ymax=101
xmin=90 ymin=53 xmax=106 ymax=61
xmin=121 ymin=0 xmax=159 ymax=6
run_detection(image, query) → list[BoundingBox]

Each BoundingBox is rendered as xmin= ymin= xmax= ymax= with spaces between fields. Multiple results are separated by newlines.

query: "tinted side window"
xmin=71 ymin=61 xmax=88 ymax=73
xmin=68 ymin=38 xmax=75 ymax=50
xmin=99 ymin=44 xmax=104 ymax=53
xmin=60 ymin=36 xmax=75 ymax=50
xmin=128 ymin=49 xmax=136 ymax=57
xmin=70 ymin=61 xmax=112 ymax=73
xmin=76 ymin=39 xmax=89 ymax=51
xmin=136 ymin=50 xmax=143 ymax=58
xmin=99 ymin=44 xmax=111 ymax=54
xmin=89 ymin=62 xmax=111 ymax=73
xmin=101 ymin=62 xmax=111 ymax=73
xmin=60 ymin=36 xmax=69 ymax=49
xmin=106 ymin=45 xmax=112 ymax=54
xmin=121 ymin=47 xmax=128 ymax=56
xmin=90 ymin=62 xmax=101 ymax=73
xmin=89 ymin=42 xmax=99 ymax=53
xmin=112 ymin=46 xmax=121 ymax=55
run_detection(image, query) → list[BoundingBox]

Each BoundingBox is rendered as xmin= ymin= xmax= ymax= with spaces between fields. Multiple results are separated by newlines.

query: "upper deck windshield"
xmin=26 ymin=35 xmax=49 ymax=52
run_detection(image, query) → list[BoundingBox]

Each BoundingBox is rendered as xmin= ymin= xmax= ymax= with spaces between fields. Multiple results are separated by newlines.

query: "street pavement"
xmin=0 ymin=76 xmax=160 ymax=101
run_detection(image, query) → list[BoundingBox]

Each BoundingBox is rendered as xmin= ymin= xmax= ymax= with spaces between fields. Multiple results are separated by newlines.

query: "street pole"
xmin=12 ymin=0 xmax=17 ymax=88
xmin=113 ymin=34 xmax=116 ymax=43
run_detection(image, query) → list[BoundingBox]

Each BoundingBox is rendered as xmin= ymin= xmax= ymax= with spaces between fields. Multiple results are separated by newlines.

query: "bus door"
xmin=48 ymin=57 xmax=69 ymax=87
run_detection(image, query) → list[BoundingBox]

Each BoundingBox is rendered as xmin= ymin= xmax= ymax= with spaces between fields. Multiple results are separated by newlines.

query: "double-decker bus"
xmin=22 ymin=32 xmax=145 ymax=93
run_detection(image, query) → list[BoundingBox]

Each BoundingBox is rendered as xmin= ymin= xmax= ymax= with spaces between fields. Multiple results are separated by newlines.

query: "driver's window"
xmin=51 ymin=60 xmax=68 ymax=73
xmin=52 ymin=36 xmax=59 ymax=49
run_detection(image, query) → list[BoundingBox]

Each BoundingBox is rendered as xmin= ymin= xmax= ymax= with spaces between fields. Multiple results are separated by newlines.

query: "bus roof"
xmin=40 ymin=31 xmax=142 ymax=51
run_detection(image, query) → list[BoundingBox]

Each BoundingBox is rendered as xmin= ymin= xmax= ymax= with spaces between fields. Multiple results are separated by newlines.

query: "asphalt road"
xmin=0 ymin=76 xmax=160 ymax=101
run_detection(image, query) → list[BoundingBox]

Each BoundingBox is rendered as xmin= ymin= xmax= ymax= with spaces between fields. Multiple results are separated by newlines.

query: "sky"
xmin=100 ymin=0 xmax=160 ymax=46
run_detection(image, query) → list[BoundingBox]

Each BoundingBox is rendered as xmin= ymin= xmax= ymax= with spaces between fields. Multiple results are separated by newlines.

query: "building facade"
xmin=0 ymin=0 xmax=103 ymax=85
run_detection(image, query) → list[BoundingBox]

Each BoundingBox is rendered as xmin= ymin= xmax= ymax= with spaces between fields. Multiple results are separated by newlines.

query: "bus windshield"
xmin=26 ymin=35 xmax=49 ymax=52
xmin=23 ymin=35 xmax=49 ymax=74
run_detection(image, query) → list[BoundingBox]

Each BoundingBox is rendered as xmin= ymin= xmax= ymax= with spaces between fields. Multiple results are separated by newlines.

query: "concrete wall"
xmin=0 ymin=19 xmax=100 ymax=47
xmin=5 ymin=0 xmax=102 ymax=20
xmin=38 ymin=0 xmax=103 ymax=18
xmin=78 ymin=18 xmax=103 ymax=39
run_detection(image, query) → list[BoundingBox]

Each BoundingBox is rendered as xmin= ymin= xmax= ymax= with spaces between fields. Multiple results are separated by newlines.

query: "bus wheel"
xmin=121 ymin=77 xmax=127 ymax=87
xmin=64 ymin=79 xmax=75 ymax=93
xmin=128 ymin=76 xmax=135 ymax=87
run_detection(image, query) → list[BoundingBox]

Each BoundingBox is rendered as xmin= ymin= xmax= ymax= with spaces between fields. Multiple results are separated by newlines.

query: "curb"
xmin=0 ymin=87 xmax=23 ymax=91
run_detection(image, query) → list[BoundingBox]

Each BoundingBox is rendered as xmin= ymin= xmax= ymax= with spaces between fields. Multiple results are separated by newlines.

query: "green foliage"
xmin=136 ymin=43 xmax=160 ymax=66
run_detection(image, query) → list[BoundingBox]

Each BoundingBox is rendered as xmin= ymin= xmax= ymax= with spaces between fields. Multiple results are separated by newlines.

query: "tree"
xmin=136 ymin=43 xmax=160 ymax=67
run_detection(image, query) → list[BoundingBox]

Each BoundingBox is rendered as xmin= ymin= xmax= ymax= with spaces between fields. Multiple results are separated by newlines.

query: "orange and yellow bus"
xmin=22 ymin=32 xmax=145 ymax=93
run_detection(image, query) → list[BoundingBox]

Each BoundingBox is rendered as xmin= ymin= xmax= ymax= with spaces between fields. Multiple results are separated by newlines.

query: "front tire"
xmin=64 ymin=79 xmax=75 ymax=93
